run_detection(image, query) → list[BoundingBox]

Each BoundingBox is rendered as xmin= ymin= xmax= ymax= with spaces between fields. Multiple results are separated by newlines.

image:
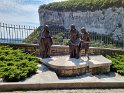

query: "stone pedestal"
xmin=40 ymin=56 xmax=88 ymax=76
xmin=88 ymin=55 xmax=112 ymax=74
xmin=40 ymin=55 xmax=112 ymax=76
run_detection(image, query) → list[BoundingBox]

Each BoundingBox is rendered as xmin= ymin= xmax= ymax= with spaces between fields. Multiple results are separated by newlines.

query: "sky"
xmin=0 ymin=0 xmax=65 ymax=27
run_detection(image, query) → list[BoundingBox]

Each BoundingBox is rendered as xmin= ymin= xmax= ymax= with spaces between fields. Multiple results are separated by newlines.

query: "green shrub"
xmin=53 ymin=32 xmax=68 ymax=45
xmin=0 ymin=46 xmax=38 ymax=82
xmin=106 ymin=55 xmax=124 ymax=75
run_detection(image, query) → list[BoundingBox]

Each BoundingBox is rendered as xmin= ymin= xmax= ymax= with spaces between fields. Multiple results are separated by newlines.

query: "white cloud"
xmin=0 ymin=0 xmax=39 ymax=26
xmin=0 ymin=0 xmax=65 ymax=26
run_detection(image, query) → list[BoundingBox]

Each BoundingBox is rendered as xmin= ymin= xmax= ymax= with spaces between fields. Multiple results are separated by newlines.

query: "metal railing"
xmin=0 ymin=23 xmax=37 ymax=43
xmin=0 ymin=22 xmax=123 ymax=49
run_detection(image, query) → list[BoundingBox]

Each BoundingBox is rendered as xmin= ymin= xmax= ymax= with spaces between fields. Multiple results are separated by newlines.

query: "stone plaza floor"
xmin=0 ymin=64 xmax=124 ymax=83
xmin=20 ymin=64 xmax=124 ymax=84
xmin=1 ymin=89 xmax=124 ymax=93
xmin=1 ymin=60 xmax=124 ymax=91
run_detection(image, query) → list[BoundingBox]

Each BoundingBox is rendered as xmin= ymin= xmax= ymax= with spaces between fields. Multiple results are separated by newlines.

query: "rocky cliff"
xmin=38 ymin=7 xmax=124 ymax=41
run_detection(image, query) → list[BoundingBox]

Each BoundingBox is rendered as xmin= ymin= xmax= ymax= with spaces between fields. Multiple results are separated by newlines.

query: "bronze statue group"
xmin=39 ymin=24 xmax=90 ymax=60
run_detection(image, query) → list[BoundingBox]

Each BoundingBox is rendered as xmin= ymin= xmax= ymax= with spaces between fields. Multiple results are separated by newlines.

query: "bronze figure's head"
xmin=81 ymin=27 xmax=86 ymax=33
xmin=44 ymin=25 xmax=49 ymax=31
xmin=71 ymin=24 xmax=75 ymax=30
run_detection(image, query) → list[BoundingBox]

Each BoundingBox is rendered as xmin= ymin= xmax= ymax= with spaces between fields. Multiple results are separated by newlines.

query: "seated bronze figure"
xmin=80 ymin=27 xmax=90 ymax=60
xmin=69 ymin=24 xmax=81 ymax=59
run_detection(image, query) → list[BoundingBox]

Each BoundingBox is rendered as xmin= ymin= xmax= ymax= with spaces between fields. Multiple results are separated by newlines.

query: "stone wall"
xmin=0 ymin=43 xmax=124 ymax=56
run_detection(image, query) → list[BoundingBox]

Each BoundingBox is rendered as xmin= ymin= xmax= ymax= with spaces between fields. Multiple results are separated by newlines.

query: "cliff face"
xmin=39 ymin=7 xmax=124 ymax=40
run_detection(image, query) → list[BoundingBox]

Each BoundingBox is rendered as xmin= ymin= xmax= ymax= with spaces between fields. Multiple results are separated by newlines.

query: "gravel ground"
xmin=1 ymin=89 xmax=124 ymax=93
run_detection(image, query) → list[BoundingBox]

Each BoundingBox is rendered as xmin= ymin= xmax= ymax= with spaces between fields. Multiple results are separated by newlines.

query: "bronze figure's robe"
xmin=80 ymin=27 xmax=90 ymax=60
xmin=69 ymin=25 xmax=81 ymax=59
xmin=39 ymin=26 xmax=53 ymax=58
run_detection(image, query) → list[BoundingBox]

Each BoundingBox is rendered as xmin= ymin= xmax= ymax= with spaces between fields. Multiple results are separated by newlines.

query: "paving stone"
xmin=2 ymin=89 xmax=124 ymax=93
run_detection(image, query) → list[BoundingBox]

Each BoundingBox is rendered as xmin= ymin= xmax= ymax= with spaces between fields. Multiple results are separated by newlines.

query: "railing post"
xmin=11 ymin=24 xmax=13 ymax=43
xmin=28 ymin=26 xmax=30 ymax=37
xmin=8 ymin=24 xmax=11 ymax=43
xmin=100 ymin=34 xmax=102 ymax=46
xmin=5 ymin=23 xmax=8 ymax=43
xmin=19 ymin=25 xmax=20 ymax=38
xmin=21 ymin=25 xmax=23 ymax=40
xmin=16 ymin=25 xmax=19 ymax=43
xmin=0 ymin=23 xmax=1 ymax=40
xmin=122 ymin=28 xmax=124 ymax=50
xmin=23 ymin=25 xmax=26 ymax=39
xmin=13 ymin=25 xmax=16 ymax=43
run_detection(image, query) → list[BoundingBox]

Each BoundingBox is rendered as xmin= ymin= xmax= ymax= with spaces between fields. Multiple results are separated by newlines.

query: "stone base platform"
xmin=40 ymin=55 xmax=112 ymax=76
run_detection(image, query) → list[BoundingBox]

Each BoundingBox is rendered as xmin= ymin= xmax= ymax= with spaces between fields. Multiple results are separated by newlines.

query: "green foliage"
xmin=0 ymin=46 xmax=39 ymax=82
xmin=53 ymin=32 xmax=68 ymax=45
xmin=23 ymin=26 xmax=69 ymax=45
xmin=106 ymin=55 xmax=124 ymax=75
xmin=23 ymin=25 xmax=68 ymax=44
xmin=39 ymin=0 xmax=124 ymax=12
xmin=23 ymin=27 xmax=41 ymax=44
xmin=90 ymin=40 xmax=119 ymax=48
xmin=89 ymin=32 xmax=123 ymax=49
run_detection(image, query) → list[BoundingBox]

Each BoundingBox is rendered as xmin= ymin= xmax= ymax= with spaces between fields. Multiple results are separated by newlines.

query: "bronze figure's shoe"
xmin=87 ymin=56 xmax=90 ymax=60
xmin=76 ymin=56 xmax=80 ymax=59
xmin=47 ymin=55 xmax=51 ymax=58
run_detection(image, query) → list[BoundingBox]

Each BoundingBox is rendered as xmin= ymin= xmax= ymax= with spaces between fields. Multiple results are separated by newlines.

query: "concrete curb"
xmin=1 ymin=82 xmax=124 ymax=91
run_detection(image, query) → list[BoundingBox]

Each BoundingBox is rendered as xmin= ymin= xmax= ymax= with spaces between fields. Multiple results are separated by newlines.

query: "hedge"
xmin=0 ymin=46 xmax=39 ymax=82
